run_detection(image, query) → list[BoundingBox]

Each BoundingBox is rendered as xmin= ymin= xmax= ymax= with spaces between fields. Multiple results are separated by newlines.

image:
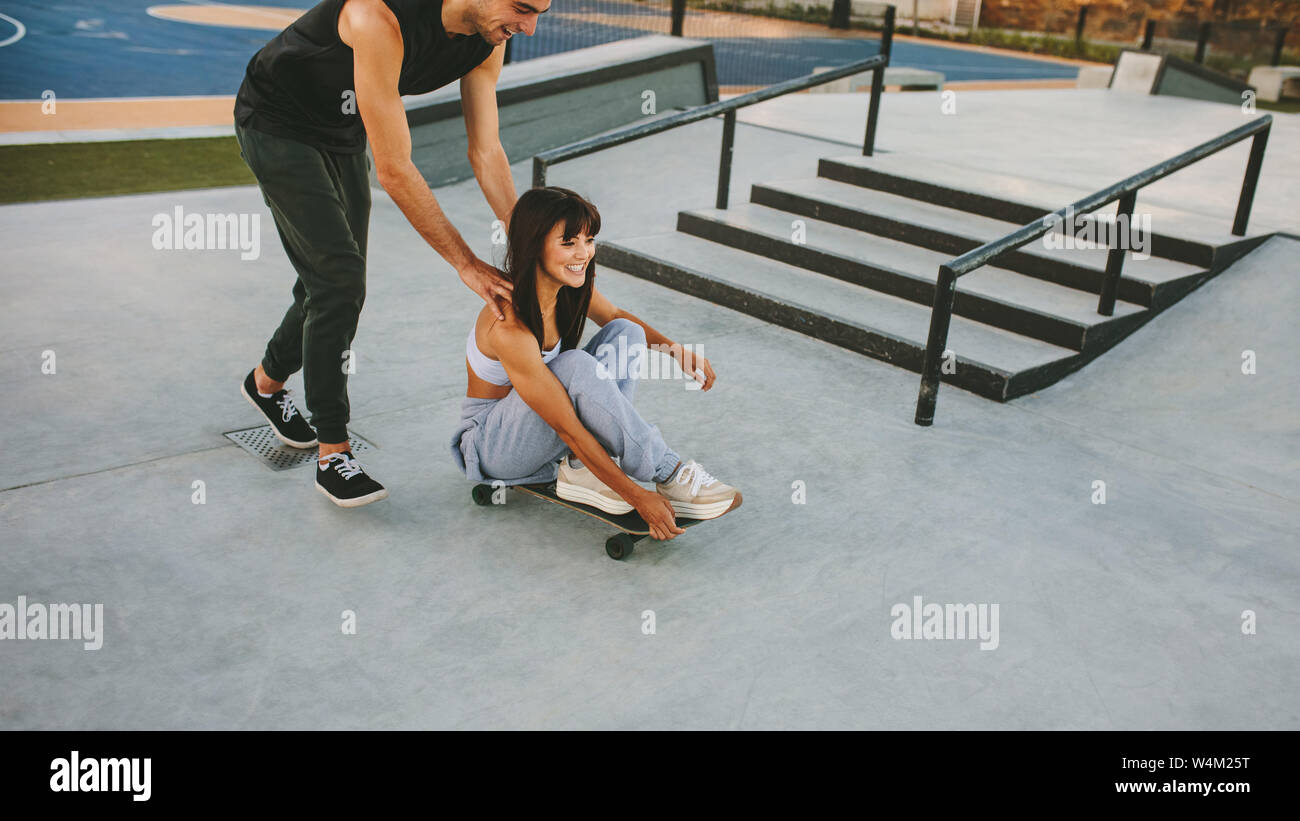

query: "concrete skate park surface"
xmin=1 ymin=89 xmax=1296 ymax=729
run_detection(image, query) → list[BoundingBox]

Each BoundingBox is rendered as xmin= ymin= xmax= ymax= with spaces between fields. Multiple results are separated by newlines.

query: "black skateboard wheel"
xmin=605 ymin=533 xmax=635 ymax=561
xmin=471 ymin=484 xmax=493 ymax=506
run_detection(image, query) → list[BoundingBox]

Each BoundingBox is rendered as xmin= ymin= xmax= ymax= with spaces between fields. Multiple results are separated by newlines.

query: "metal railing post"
xmin=1195 ymin=21 xmax=1211 ymax=63
xmin=863 ymin=67 xmax=884 ymax=156
xmin=1075 ymin=5 xmax=1088 ymax=44
xmin=670 ymin=0 xmax=685 ymax=37
xmin=532 ymin=157 xmax=546 ymax=190
xmin=1233 ymin=125 xmax=1270 ymax=236
xmin=1097 ymin=191 xmax=1136 ymax=316
xmin=914 ymin=264 xmax=958 ymax=426
xmin=1272 ymin=27 xmax=1287 ymax=67
xmin=863 ymin=5 xmax=895 ymax=156
xmin=716 ymin=110 xmax=736 ymax=209
xmin=881 ymin=5 xmax=896 ymax=60
xmin=1142 ymin=19 xmax=1155 ymax=50
xmin=830 ymin=0 xmax=851 ymax=30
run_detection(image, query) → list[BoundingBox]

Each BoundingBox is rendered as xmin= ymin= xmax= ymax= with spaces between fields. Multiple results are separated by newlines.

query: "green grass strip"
xmin=0 ymin=136 xmax=255 ymax=204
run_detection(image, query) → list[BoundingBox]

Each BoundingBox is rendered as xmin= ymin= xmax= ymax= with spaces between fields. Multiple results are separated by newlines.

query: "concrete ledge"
xmin=810 ymin=66 xmax=944 ymax=93
xmin=1109 ymin=51 xmax=1163 ymax=94
xmin=1246 ymin=65 xmax=1300 ymax=103
xmin=1076 ymin=65 xmax=1113 ymax=89
xmin=380 ymin=35 xmax=719 ymax=188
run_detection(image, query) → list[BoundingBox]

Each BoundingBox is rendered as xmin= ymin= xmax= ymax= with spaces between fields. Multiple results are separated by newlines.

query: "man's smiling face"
xmin=475 ymin=0 xmax=550 ymax=46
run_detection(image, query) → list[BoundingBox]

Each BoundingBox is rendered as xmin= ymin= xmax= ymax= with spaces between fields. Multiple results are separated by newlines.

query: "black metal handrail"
xmin=533 ymin=5 xmax=897 ymax=210
xmin=914 ymin=114 xmax=1273 ymax=427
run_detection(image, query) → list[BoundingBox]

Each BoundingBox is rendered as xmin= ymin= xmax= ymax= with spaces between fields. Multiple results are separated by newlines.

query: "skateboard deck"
xmin=470 ymin=481 xmax=707 ymax=560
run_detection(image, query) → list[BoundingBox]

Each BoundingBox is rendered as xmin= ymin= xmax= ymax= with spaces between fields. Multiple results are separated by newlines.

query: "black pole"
xmin=863 ymin=67 xmax=884 ymax=156
xmin=882 ymin=3 xmax=895 ymax=59
xmin=863 ymin=5 xmax=894 ymax=156
xmin=503 ymin=35 xmax=514 ymax=65
xmin=914 ymin=265 xmax=958 ymax=427
xmin=1195 ymin=21 xmax=1211 ymax=63
xmin=1142 ymin=20 xmax=1155 ymax=50
xmin=1272 ymin=27 xmax=1287 ymax=66
xmin=532 ymin=157 xmax=546 ymax=190
xmin=670 ymin=0 xmax=685 ymax=37
xmin=1233 ymin=127 xmax=1270 ymax=237
xmin=1076 ymin=5 xmax=1088 ymax=43
xmin=716 ymin=110 xmax=736 ymax=210
xmin=1097 ymin=191 xmax=1136 ymax=317
xmin=830 ymin=0 xmax=851 ymax=30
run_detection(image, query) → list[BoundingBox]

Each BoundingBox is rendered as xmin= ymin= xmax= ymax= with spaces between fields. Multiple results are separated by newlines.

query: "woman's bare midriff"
xmin=466 ymin=359 xmax=512 ymax=400
xmin=465 ymin=308 xmax=562 ymax=399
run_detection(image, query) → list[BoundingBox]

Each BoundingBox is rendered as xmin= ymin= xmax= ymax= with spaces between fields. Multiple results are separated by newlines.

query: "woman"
xmin=450 ymin=187 xmax=741 ymax=541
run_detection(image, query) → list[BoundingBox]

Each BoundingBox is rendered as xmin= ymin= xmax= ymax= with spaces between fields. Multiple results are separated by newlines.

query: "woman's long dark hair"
xmin=504 ymin=187 xmax=600 ymax=353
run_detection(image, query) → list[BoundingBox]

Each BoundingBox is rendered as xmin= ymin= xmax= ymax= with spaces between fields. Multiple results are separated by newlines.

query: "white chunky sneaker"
xmin=654 ymin=459 xmax=741 ymax=520
xmin=556 ymin=455 xmax=634 ymax=515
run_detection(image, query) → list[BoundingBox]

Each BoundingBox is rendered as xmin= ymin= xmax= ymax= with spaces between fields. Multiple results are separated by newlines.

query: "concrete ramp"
xmin=1110 ymin=48 xmax=1254 ymax=106
xmin=382 ymin=35 xmax=718 ymax=188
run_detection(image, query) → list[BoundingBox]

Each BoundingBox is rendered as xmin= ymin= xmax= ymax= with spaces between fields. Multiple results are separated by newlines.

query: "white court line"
xmin=0 ymin=11 xmax=26 ymax=48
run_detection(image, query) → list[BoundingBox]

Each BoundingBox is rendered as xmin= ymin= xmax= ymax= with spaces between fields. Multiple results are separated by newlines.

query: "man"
xmin=233 ymin=0 xmax=550 ymax=507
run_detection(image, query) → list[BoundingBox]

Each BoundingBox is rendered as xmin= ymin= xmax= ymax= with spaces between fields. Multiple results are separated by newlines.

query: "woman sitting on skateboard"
xmin=449 ymin=187 xmax=741 ymax=541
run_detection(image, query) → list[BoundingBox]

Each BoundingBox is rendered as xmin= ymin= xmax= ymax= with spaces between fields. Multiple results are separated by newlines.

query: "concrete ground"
xmin=1 ymin=89 xmax=1297 ymax=729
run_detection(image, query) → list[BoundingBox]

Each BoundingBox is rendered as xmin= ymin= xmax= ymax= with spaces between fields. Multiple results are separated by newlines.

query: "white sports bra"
xmin=465 ymin=325 xmax=561 ymax=386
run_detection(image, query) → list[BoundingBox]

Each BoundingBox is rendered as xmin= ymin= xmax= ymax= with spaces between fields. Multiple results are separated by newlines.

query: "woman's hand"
xmin=674 ymin=345 xmax=716 ymax=391
xmin=629 ymin=488 xmax=686 ymax=541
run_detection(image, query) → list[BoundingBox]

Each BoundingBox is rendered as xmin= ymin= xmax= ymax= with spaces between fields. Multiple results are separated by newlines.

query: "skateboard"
xmin=470 ymin=481 xmax=707 ymax=560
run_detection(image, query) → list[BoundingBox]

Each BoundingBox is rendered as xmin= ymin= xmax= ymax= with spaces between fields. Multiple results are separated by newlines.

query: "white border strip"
xmin=0 ymin=94 xmax=236 ymax=103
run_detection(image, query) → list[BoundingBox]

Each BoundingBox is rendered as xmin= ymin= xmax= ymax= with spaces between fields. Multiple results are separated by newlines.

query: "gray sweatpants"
xmin=450 ymin=318 xmax=682 ymax=486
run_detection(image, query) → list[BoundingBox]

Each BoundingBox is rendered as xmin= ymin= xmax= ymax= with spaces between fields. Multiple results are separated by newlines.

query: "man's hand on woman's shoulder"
xmin=458 ymin=257 xmax=514 ymax=321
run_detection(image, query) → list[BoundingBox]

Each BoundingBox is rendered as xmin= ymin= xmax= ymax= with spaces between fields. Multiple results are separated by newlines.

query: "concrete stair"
xmin=600 ymin=153 xmax=1271 ymax=402
xmin=816 ymin=153 xmax=1268 ymax=272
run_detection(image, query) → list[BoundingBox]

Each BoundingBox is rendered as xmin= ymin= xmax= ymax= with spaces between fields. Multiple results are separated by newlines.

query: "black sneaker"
xmin=241 ymin=369 xmax=317 ymax=448
xmin=315 ymin=451 xmax=388 ymax=507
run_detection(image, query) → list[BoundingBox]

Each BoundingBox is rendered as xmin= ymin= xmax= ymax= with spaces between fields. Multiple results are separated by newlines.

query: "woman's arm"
xmin=588 ymin=287 xmax=716 ymax=390
xmin=489 ymin=321 xmax=684 ymax=540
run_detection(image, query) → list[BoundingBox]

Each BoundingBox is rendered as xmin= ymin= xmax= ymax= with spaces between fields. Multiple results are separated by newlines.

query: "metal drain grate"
xmin=224 ymin=425 xmax=375 ymax=471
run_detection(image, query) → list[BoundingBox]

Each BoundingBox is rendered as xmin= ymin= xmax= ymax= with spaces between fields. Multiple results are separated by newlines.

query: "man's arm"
xmin=339 ymin=0 xmax=511 ymax=317
xmin=461 ymin=44 xmax=518 ymax=227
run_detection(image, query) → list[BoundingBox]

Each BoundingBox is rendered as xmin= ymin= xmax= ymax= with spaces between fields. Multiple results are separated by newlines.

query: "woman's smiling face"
xmin=536 ymin=220 xmax=595 ymax=290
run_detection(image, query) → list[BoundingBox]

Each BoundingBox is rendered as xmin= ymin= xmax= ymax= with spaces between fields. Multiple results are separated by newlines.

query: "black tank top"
xmin=234 ymin=0 xmax=494 ymax=154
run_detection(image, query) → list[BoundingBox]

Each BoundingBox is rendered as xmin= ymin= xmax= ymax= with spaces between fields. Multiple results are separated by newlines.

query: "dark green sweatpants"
xmin=235 ymin=123 xmax=371 ymax=445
